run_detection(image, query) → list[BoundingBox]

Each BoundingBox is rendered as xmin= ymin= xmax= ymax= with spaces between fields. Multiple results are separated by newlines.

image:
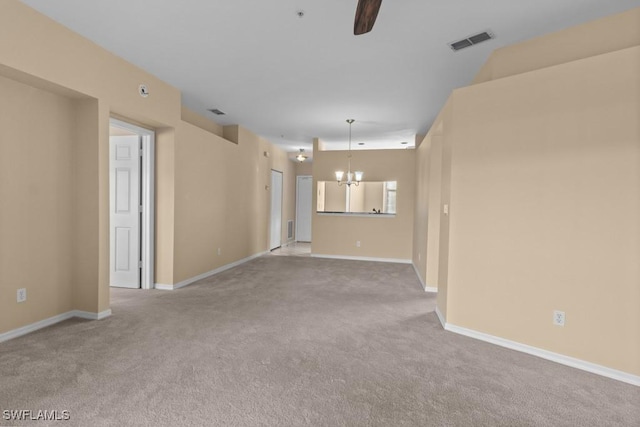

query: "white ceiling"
xmin=22 ymin=0 xmax=640 ymax=151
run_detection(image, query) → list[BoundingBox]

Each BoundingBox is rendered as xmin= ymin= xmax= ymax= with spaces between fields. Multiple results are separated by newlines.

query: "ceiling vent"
xmin=208 ymin=108 xmax=226 ymax=116
xmin=449 ymin=30 xmax=495 ymax=52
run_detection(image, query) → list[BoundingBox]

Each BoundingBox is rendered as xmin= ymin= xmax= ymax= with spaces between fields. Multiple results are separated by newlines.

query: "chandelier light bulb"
xmin=335 ymin=119 xmax=363 ymax=187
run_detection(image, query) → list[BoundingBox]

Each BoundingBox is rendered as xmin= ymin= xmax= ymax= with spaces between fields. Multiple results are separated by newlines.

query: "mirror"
xmin=317 ymin=181 xmax=397 ymax=214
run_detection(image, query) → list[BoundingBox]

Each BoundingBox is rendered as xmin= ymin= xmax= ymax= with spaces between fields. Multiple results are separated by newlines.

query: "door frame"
xmin=109 ymin=118 xmax=155 ymax=290
xmin=295 ymin=175 xmax=312 ymax=242
xmin=269 ymin=169 xmax=283 ymax=251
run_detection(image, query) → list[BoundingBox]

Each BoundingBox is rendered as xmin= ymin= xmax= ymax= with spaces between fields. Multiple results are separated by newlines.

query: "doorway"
xmin=109 ymin=118 xmax=155 ymax=289
xmin=296 ymin=175 xmax=312 ymax=242
xmin=270 ymin=170 xmax=283 ymax=251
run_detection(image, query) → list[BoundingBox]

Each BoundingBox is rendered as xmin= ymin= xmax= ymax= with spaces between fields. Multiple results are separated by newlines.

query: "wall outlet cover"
xmin=553 ymin=310 xmax=566 ymax=326
xmin=17 ymin=288 xmax=27 ymax=303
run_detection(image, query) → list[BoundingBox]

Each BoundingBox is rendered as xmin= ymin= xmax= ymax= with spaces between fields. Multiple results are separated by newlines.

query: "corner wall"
xmin=447 ymin=46 xmax=640 ymax=376
xmin=171 ymin=123 xmax=297 ymax=285
xmin=416 ymin=7 xmax=640 ymax=380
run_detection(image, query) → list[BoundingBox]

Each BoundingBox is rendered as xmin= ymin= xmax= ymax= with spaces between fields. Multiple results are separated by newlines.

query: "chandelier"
xmin=335 ymin=119 xmax=363 ymax=186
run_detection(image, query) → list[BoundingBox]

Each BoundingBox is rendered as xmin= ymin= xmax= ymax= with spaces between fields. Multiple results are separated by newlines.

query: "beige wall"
xmin=74 ymin=98 xmax=102 ymax=313
xmin=312 ymin=146 xmax=415 ymax=260
xmin=0 ymin=75 xmax=76 ymax=332
xmin=323 ymin=182 xmax=347 ymax=212
xmin=270 ymin=141 xmax=297 ymax=247
xmin=181 ymin=106 xmax=223 ymax=137
xmin=171 ymin=122 xmax=297 ymax=284
xmin=362 ymin=182 xmax=384 ymax=213
xmin=412 ymin=135 xmax=430 ymax=287
xmin=473 ymin=8 xmax=640 ymax=84
xmin=425 ymin=134 xmax=444 ymax=290
xmin=447 ymin=46 xmax=640 ymax=375
xmin=436 ymin=103 xmax=453 ymax=320
xmin=296 ymin=160 xmax=313 ymax=176
xmin=413 ymin=107 xmax=449 ymax=294
xmin=155 ymin=128 xmax=177 ymax=285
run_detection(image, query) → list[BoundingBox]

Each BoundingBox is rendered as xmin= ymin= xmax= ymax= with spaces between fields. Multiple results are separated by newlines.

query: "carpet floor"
xmin=0 ymin=256 xmax=638 ymax=426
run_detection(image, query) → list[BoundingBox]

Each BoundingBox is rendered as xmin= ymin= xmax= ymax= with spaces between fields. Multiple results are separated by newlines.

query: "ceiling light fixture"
xmin=296 ymin=148 xmax=308 ymax=162
xmin=335 ymin=119 xmax=363 ymax=186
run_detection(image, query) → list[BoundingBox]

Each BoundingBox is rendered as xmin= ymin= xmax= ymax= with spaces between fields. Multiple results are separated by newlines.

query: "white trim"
xmin=311 ymin=254 xmax=411 ymax=264
xmin=73 ymin=309 xmax=112 ymax=320
xmin=435 ymin=306 xmax=446 ymax=329
xmin=154 ymin=251 xmax=269 ymax=291
xmin=140 ymin=132 xmax=155 ymax=290
xmin=0 ymin=310 xmax=112 ymax=344
xmin=0 ymin=312 xmax=75 ymax=343
xmin=317 ymin=212 xmax=396 ymax=218
xmin=269 ymin=169 xmax=284 ymax=250
xmin=443 ymin=322 xmax=640 ymax=387
xmin=412 ymin=262 xmax=438 ymax=293
xmin=109 ymin=118 xmax=155 ymax=290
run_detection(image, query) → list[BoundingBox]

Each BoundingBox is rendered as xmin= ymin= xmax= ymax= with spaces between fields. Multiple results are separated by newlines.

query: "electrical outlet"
xmin=217 ymin=248 xmax=221 ymax=256
xmin=356 ymin=241 xmax=361 ymax=248
xmin=553 ymin=310 xmax=565 ymax=326
xmin=17 ymin=288 xmax=27 ymax=303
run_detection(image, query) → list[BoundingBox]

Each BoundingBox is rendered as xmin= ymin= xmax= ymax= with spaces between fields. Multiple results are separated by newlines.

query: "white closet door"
xmin=270 ymin=170 xmax=283 ymax=250
xmin=296 ymin=176 xmax=312 ymax=242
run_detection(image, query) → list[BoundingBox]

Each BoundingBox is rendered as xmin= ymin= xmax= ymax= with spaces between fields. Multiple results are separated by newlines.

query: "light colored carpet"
xmin=0 ymin=256 xmax=638 ymax=426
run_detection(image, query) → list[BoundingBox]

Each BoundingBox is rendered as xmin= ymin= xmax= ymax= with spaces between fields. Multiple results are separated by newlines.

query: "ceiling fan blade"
xmin=354 ymin=0 xmax=382 ymax=35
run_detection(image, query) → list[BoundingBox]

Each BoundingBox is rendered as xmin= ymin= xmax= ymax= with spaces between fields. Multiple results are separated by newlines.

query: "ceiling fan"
xmin=354 ymin=0 xmax=382 ymax=35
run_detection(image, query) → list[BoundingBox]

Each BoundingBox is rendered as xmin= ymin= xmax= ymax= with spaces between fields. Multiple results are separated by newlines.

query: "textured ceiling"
xmin=22 ymin=0 xmax=640 ymax=151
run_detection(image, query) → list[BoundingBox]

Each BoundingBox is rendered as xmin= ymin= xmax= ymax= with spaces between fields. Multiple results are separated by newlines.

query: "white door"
xmin=296 ymin=176 xmax=312 ymax=242
xmin=270 ymin=170 xmax=283 ymax=250
xmin=109 ymin=135 xmax=141 ymax=288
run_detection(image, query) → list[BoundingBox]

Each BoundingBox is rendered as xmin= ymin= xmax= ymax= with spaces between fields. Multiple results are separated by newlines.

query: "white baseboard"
xmin=155 ymin=251 xmax=269 ymax=291
xmin=74 ymin=309 xmax=112 ymax=320
xmin=435 ymin=306 xmax=446 ymax=329
xmin=0 ymin=312 xmax=75 ymax=343
xmin=311 ymin=254 xmax=412 ymax=264
xmin=0 ymin=309 xmax=112 ymax=344
xmin=411 ymin=262 xmax=438 ymax=293
xmin=443 ymin=322 xmax=640 ymax=387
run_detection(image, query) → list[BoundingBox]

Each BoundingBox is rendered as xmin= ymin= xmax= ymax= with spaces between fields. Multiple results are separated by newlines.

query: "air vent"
xmin=208 ymin=108 xmax=226 ymax=116
xmin=449 ymin=30 xmax=495 ymax=52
